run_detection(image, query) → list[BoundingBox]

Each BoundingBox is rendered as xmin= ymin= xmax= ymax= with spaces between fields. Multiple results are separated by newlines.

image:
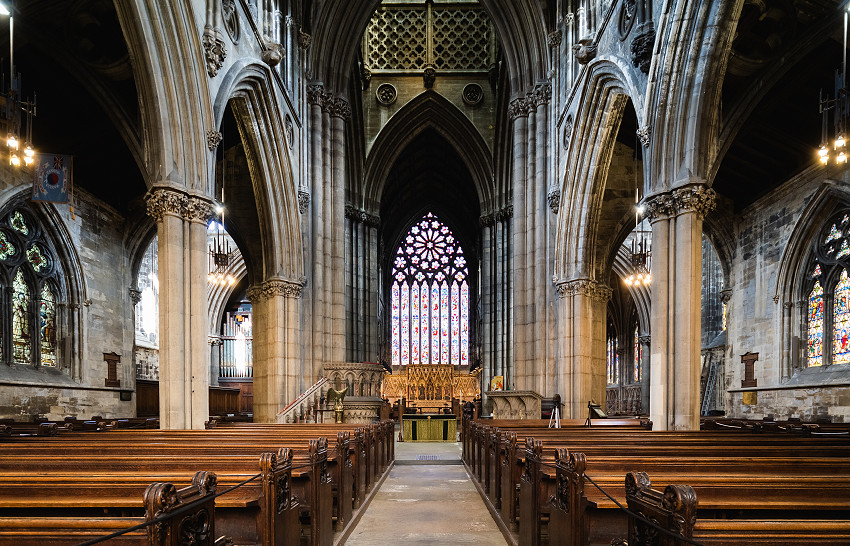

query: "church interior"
xmin=0 ymin=0 xmax=847 ymax=544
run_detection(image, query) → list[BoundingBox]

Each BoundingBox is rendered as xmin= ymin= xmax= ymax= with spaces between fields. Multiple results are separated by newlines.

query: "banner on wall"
xmin=32 ymin=153 xmax=73 ymax=204
xmin=490 ymin=375 xmax=504 ymax=391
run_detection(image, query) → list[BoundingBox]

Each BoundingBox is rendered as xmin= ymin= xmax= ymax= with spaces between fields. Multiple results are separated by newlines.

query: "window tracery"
xmin=391 ymin=212 xmax=469 ymax=365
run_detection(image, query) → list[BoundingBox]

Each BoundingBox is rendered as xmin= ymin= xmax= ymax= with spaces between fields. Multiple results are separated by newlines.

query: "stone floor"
xmin=343 ymin=440 xmax=508 ymax=545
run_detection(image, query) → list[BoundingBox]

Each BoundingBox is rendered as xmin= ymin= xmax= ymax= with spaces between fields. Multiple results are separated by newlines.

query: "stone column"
xmin=638 ymin=334 xmax=651 ymax=414
xmin=646 ymin=184 xmax=715 ymax=430
xmin=146 ymin=188 xmax=214 ymax=430
xmin=555 ymin=279 xmax=611 ymax=418
xmin=248 ymin=278 xmax=304 ymax=422
xmin=509 ymin=95 xmax=530 ymax=389
xmin=208 ymin=336 xmax=222 ymax=387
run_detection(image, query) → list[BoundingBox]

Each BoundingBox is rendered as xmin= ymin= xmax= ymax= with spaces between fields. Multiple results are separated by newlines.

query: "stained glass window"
xmin=607 ymin=334 xmax=618 ymax=384
xmin=40 ymin=285 xmax=56 ymax=367
xmin=12 ymin=270 xmax=31 ymax=365
xmin=839 ymin=240 xmax=850 ymax=259
xmin=390 ymin=212 xmax=469 ymax=365
xmin=0 ymin=232 xmax=15 ymax=261
xmin=826 ymin=224 xmax=842 ymax=244
xmin=835 ymin=270 xmax=850 ymax=364
xmin=26 ymin=245 xmax=48 ymax=273
xmin=10 ymin=211 xmax=28 ymax=235
xmin=812 ymin=264 xmax=822 ymax=279
xmin=807 ymin=281 xmax=824 ymax=367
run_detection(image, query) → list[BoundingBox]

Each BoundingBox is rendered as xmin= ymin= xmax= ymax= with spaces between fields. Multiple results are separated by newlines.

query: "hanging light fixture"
xmin=819 ymin=6 xmax=850 ymax=166
xmin=0 ymin=3 xmax=36 ymax=169
xmin=624 ymin=151 xmax=650 ymax=287
xmin=208 ymin=185 xmax=235 ymax=286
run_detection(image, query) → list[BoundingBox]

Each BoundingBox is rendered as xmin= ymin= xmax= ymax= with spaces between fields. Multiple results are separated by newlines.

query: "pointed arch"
xmin=363 ymin=90 xmax=494 ymax=214
xmin=555 ymin=60 xmax=638 ymax=280
xmin=213 ymin=61 xmax=304 ymax=283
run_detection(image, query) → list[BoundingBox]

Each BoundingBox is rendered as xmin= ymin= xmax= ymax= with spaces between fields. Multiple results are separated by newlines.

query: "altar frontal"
xmin=402 ymin=414 xmax=457 ymax=441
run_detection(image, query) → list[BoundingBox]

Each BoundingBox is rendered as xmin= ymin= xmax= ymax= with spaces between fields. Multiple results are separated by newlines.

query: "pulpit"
xmin=486 ymin=390 xmax=543 ymax=419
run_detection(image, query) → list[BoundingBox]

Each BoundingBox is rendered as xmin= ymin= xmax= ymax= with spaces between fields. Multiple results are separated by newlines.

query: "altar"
xmin=402 ymin=414 xmax=457 ymax=442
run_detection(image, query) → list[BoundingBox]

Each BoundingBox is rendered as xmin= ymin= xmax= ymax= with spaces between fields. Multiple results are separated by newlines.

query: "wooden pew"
xmin=0 ymin=470 xmax=228 ymax=546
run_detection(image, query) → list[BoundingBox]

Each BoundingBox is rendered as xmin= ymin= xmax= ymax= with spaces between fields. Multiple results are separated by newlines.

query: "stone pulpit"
xmin=486 ymin=390 xmax=543 ymax=420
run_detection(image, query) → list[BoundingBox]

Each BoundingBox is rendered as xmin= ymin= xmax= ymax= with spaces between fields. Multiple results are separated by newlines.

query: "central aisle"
xmin=344 ymin=440 xmax=508 ymax=545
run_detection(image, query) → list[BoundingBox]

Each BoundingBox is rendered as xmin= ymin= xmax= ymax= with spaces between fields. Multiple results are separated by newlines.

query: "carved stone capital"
xmin=636 ymin=126 xmax=651 ymax=147
xmin=298 ymin=30 xmax=312 ymax=50
xmin=721 ymin=288 xmax=733 ymax=304
xmin=479 ymin=213 xmax=496 ymax=228
xmin=423 ymin=65 xmax=436 ymax=89
xmin=307 ymin=84 xmax=326 ymax=107
xmin=495 ymin=204 xmax=513 ymax=222
xmin=247 ymin=278 xmax=305 ymax=301
xmin=327 ymin=97 xmax=351 ymax=120
xmin=146 ymin=189 xmax=187 ymax=222
xmin=573 ymin=39 xmax=597 ymax=65
xmin=129 ymin=288 xmax=142 ymax=306
xmin=508 ymin=97 xmax=532 ymax=119
xmin=638 ymin=335 xmax=651 ymax=345
xmin=643 ymin=192 xmax=676 ymax=221
xmin=554 ymin=279 xmax=613 ymax=302
xmin=672 ymin=184 xmax=716 ymax=218
xmin=548 ymin=30 xmax=562 ymax=48
xmin=298 ymin=190 xmax=310 ymax=214
xmin=208 ymin=336 xmax=223 ymax=346
xmin=532 ymin=82 xmax=552 ymax=106
xmin=565 ymin=13 xmax=575 ymax=25
xmin=202 ymin=26 xmax=226 ymax=77
xmin=547 ymin=189 xmax=561 ymax=214
xmin=207 ymin=130 xmax=223 ymax=151
xmin=782 ymin=300 xmax=793 ymax=310
xmin=186 ymin=196 xmax=216 ymax=224
xmin=630 ymin=23 xmax=655 ymax=74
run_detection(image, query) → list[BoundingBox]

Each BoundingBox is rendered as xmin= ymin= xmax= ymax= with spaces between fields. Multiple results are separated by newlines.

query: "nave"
xmin=345 ymin=441 xmax=506 ymax=545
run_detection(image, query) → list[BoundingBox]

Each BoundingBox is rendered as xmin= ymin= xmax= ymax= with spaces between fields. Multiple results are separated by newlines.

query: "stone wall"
xmin=724 ymin=166 xmax=850 ymax=420
xmin=0 ymin=184 xmax=135 ymax=420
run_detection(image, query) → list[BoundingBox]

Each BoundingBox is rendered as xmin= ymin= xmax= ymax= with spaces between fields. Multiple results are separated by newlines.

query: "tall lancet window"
xmin=391 ymin=212 xmax=469 ymax=365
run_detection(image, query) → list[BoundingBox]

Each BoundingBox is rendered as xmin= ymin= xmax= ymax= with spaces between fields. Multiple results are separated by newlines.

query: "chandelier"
xmin=624 ymin=152 xmax=650 ymax=287
xmin=0 ymin=3 xmax=36 ymax=168
xmin=208 ymin=188 xmax=236 ymax=286
xmin=818 ymin=6 xmax=849 ymax=166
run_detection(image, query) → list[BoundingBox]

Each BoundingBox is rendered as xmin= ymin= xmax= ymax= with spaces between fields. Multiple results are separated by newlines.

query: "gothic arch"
xmin=309 ymin=0 xmax=548 ymax=97
xmin=362 ymin=90 xmax=495 ymax=214
xmin=114 ymin=1 xmax=213 ymax=192
xmin=644 ymin=0 xmax=741 ymax=192
xmin=555 ymin=61 xmax=637 ymax=281
xmin=213 ymin=61 xmax=304 ymax=283
xmin=612 ymin=248 xmax=650 ymax=335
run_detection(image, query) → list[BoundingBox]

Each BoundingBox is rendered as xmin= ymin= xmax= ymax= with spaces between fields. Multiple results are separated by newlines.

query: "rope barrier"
xmin=535 ymin=460 xmax=704 ymax=546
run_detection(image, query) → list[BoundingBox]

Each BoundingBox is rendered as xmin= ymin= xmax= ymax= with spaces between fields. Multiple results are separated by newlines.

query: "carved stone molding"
xmin=554 ymin=279 xmax=613 ymax=302
xmin=208 ymin=336 xmax=223 ymax=346
xmin=635 ymin=126 xmax=650 ymax=147
xmin=327 ymin=97 xmax=351 ymax=120
xmin=563 ymin=115 xmax=573 ymax=150
xmin=548 ymin=189 xmax=561 ymax=214
xmin=532 ymin=81 xmax=552 ymax=106
xmin=423 ymin=65 xmax=436 ymax=89
xmin=202 ymin=26 xmax=226 ymax=77
xmin=638 ymin=335 xmax=651 ymax=345
xmin=643 ymin=193 xmax=676 ymax=221
xmin=247 ymin=278 xmax=305 ymax=301
xmin=644 ymin=184 xmax=716 ymax=221
xmin=129 ymin=288 xmax=141 ymax=306
xmin=145 ymin=188 xmax=214 ymax=223
xmin=495 ymin=204 xmax=513 ymax=222
xmin=298 ymin=30 xmax=312 ymax=50
xmin=222 ymin=0 xmax=239 ymax=42
xmin=344 ymin=205 xmax=379 ymax=227
xmin=307 ymin=84 xmax=326 ymax=107
xmin=782 ymin=301 xmax=793 ymax=310
xmin=298 ymin=190 xmax=310 ymax=214
xmin=565 ymin=13 xmax=575 ymax=25
xmin=376 ymin=83 xmax=397 ymax=106
xmin=672 ymin=184 xmax=716 ymax=218
xmin=479 ymin=213 xmax=495 ymax=228
xmin=508 ymin=97 xmax=532 ymax=119
xmin=145 ymin=189 xmax=187 ymax=222
xmin=360 ymin=65 xmax=372 ymax=89
xmin=462 ymin=83 xmax=484 ymax=106
xmin=262 ymin=42 xmax=283 ymax=67
xmin=573 ymin=39 xmax=597 ymax=65
xmin=721 ymin=288 xmax=733 ymax=304
xmin=284 ymin=115 xmax=294 ymax=148
xmin=631 ymin=23 xmax=655 ymax=74
xmin=548 ymin=30 xmax=562 ymax=48
xmin=206 ymin=129 xmax=223 ymax=151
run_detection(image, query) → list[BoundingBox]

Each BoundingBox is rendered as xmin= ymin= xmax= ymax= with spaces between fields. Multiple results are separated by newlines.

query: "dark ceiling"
xmin=380 ymin=128 xmax=481 ymax=264
xmin=715 ymin=0 xmax=843 ymax=210
xmin=1 ymin=0 xmax=144 ymax=215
